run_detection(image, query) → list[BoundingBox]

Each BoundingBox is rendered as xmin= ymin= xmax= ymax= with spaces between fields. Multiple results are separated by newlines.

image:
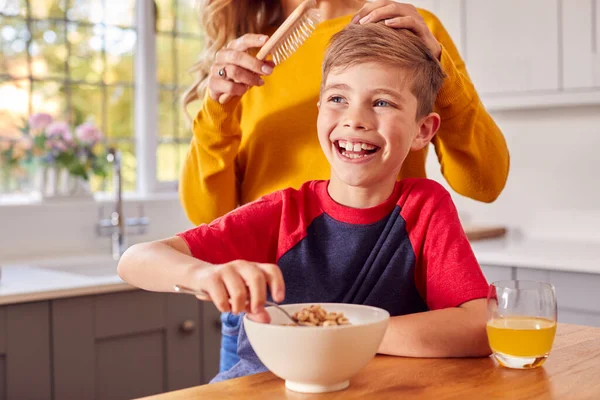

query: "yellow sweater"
xmin=180 ymin=11 xmax=510 ymax=226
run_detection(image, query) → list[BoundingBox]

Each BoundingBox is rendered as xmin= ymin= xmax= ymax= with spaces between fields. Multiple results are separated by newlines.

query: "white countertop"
xmin=471 ymin=233 xmax=600 ymax=275
xmin=0 ymin=254 xmax=133 ymax=305
xmin=1 ymin=233 xmax=599 ymax=306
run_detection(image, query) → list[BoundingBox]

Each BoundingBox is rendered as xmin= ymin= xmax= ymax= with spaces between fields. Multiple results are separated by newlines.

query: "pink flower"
xmin=45 ymin=121 xmax=73 ymax=142
xmin=28 ymin=113 xmax=53 ymax=131
xmin=75 ymin=122 xmax=103 ymax=145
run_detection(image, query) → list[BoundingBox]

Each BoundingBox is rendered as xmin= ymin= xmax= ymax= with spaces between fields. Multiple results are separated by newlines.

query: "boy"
xmin=118 ymin=23 xmax=491 ymax=383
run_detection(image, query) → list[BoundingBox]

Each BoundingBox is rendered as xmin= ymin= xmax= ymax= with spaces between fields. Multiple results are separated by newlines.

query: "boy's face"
xmin=317 ymin=62 xmax=439 ymax=190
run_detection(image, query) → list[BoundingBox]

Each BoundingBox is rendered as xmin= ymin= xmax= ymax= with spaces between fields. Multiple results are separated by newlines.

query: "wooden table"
xmin=140 ymin=324 xmax=600 ymax=400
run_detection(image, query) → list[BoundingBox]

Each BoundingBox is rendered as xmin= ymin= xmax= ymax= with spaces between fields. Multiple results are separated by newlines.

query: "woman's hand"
xmin=208 ymin=34 xmax=275 ymax=104
xmin=194 ymin=260 xmax=285 ymax=322
xmin=352 ymin=1 xmax=442 ymax=60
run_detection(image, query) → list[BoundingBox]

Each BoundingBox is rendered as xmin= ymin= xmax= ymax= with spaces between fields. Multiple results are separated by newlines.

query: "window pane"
xmin=67 ymin=0 xmax=102 ymax=24
xmin=176 ymin=37 xmax=202 ymax=89
xmin=0 ymin=17 xmax=30 ymax=77
xmin=157 ymin=142 xmax=187 ymax=181
xmin=156 ymin=33 xmax=174 ymax=85
xmin=104 ymin=0 xmax=135 ymax=27
xmin=176 ymin=0 xmax=200 ymax=34
xmin=68 ymin=23 xmax=104 ymax=83
xmin=31 ymin=0 xmax=67 ymax=19
xmin=106 ymin=85 xmax=134 ymax=140
xmin=30 ymin=20 xmax=67 ymax=79
xmin=158 ymin=89 xmax=175 ymax=138
xmin=31 ymin=80 xmax=67 ymax=117
xmin=0 ymin=78 xmax=29 ymax=138
xmin=70 ymin=84 xmax=103 ymax=127
xmin=0 ymin=0 xmax=27 ymax=18
xmin=155 ymin=0 xmax=174 ymax=32
xmin=105 ymin=26 xmax=135 ymax=84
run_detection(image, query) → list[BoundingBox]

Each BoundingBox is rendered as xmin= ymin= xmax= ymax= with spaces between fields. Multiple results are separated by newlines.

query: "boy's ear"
xmin=411 ymin=112 xmax=441 ymax=151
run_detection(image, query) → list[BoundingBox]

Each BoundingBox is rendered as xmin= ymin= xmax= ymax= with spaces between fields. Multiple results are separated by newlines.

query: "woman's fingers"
xmin=212 ymin=64 xmax=265 ymax=87
xmin=207 ymin=74 xmax=248 ymax=102
xmin=215 ymin=48 xmax=273 ymax=76
xmin=351 ymin=1 xmax=442 ymax=59
xmin=384 ymin=16 xmax=422 ymax=34
xmin=361 ymin=3 xmax=418 ymax=25
xmin=227 ymin=34 xmax=269 ymax=52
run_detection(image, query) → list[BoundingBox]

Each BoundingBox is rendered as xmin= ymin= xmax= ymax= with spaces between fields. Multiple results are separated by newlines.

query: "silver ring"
xmin=218 ymin=67 xmax=227 ymax=79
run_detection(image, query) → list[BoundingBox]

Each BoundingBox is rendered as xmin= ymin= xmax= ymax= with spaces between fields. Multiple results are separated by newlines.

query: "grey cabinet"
xmin=0 ymin=290 xmax=221 ymax=400
xmin=51 ymin=290 xmax=221 ymax=400
xmin=0 ymin=302 xmax=52 ymax=400
xmin=480 ymin=265 xmax=514 ymax=285
xmin=517 ymin=268 xmax=600 ymax=328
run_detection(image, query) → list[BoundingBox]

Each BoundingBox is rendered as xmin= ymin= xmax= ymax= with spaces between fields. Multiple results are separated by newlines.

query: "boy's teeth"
xmin=336 ymin=140 xmax=377 ymax=151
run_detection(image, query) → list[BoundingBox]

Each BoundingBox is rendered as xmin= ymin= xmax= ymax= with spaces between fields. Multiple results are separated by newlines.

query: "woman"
xmin=180 ymin=0 xmax=509 ymax=373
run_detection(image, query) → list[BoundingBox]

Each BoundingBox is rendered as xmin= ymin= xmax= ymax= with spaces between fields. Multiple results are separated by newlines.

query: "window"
xmin=0 ymin=0 xmax=203 ymax=197
xmin=155 ymin=0 xmax=202 ymax=183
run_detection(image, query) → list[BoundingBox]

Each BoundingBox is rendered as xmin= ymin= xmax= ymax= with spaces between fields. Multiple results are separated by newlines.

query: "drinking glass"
xmin=486 ymin=280 xmax=557 ymax=369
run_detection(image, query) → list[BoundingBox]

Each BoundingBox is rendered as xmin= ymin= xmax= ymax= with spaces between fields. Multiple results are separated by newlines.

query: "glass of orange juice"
xmin=486 ymin=280 xmax=557 ymax=369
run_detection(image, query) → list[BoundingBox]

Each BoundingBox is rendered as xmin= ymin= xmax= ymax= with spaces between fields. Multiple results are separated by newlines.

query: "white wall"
xmin=427 ymin=105 xmax=600 ymax=242
xmin=0 ymin=196 xmax=194 ymax=261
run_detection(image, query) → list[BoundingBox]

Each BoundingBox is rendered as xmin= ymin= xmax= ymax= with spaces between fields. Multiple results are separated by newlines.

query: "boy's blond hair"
xmin=322 ymin=23 xmax=446 ymax=118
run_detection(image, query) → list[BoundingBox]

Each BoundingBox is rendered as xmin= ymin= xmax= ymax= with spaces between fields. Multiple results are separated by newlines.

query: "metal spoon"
xmin=173 ymin=284 xmax=300 ymax=326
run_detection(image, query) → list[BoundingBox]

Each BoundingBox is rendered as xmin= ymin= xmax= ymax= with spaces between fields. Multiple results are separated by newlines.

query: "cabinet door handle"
xmin=179 ymin=319 xmax=196 ymax=334
xmin=214 ymin=318 xmax=222 ymax=330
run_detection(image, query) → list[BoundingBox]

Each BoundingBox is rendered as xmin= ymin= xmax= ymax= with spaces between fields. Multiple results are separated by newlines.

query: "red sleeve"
xmin=418 ymin=194 xmax=489 ymax=310
xmin=176 ymin=192 xmax=283 ymax=265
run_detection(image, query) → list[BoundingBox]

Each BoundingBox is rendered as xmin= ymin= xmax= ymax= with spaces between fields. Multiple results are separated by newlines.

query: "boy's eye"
xmin=374 ymin=99 xmax=391 ymax=107
xmin=328 ymin=96 xmax=345 ymax=104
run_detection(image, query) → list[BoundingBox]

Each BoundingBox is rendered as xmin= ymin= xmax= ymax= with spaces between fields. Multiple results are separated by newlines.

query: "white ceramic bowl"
xmin=244 ymin=303 xmax=390 ymax=393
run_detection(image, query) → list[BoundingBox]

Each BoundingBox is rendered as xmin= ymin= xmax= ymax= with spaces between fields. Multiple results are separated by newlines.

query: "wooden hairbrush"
xmin=219 ymin=0 xmax=322 ymax=104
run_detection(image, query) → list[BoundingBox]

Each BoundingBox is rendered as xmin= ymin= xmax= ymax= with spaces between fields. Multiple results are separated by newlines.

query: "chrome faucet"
xmin=97 ymin=148 xmax=149 ymax=260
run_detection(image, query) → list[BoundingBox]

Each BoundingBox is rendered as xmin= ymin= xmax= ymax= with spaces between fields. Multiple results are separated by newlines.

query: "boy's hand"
xmin=194 ymin=260 xmax=285 ymax=319
xmin=351 ymin=1 xmax=442 ymax=60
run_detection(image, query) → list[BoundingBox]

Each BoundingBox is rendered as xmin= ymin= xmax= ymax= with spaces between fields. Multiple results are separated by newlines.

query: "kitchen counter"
xmin=139 ymin=323 xmax=600 ymax=400
xmin=471 ymin=233 xmax=600 ymax=274
xmin=2 ymin=233 xmax=599 ymax=306
xmin=0 ymin=254 xmax=132 ymax=305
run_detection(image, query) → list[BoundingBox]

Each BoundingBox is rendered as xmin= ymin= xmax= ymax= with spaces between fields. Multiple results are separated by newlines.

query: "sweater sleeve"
xmin=421 ymin=9 xmax=510 ymax=203
xmin=179 ymin=92 xmax=243 ymax=225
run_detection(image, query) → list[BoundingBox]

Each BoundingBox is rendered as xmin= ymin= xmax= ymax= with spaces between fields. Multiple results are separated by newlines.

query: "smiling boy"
xmin=118 ymin=22 xmax=492 ymax=382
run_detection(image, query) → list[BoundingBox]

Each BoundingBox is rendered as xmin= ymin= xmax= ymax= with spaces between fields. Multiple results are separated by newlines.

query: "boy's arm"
xmin=118 ymin=192 xmax=285 ymax=315
xmin=423 ymin=10 xmax=510 ymax=203
xmin=179 ymin=93 xmax=243 ymax=226
xmin=118 ymin=236 xmax=208 ymax=293
xmin=384 ymin=188 xmax=491 ymax=358
xmin=378 ymin=299 xmax=490 ymax=357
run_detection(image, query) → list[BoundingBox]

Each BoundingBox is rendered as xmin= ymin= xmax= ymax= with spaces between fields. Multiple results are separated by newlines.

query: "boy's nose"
xmin=342 ymin=106 xmax=373 ymax=131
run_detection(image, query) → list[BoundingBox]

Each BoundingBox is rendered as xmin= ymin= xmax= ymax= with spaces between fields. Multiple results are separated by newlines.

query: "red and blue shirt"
xmin=178 ymin=178 xmax=489 ymax=381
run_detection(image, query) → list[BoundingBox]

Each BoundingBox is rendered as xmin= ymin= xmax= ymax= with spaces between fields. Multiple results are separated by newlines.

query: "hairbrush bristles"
xmin=271 ymin=8 xmax=321 ymax=65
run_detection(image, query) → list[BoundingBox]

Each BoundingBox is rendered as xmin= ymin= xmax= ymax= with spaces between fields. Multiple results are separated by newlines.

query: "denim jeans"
xmin=219 ymin=312 xmax=242 ymax=373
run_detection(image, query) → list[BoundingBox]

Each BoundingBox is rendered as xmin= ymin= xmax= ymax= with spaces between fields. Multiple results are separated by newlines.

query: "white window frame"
xmin=135 ymin=0 xmax=179 ymax=195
